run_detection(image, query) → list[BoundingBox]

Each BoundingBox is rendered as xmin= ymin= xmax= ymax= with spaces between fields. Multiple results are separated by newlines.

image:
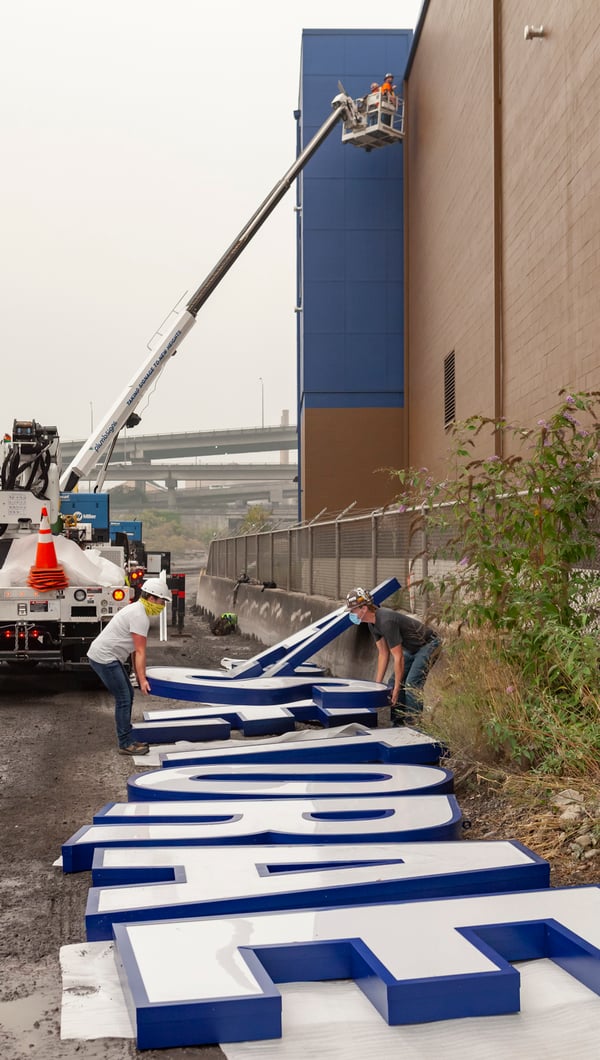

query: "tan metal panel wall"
xmin=300 ymin=406 xmax=405 ymax=521
xmin=405 ymin=0 xmax=497 ymax=475
xmin=405 ymin=0 xmax=600 ymax=471
xmin=500 ymin=0 xmax=600 ymax=441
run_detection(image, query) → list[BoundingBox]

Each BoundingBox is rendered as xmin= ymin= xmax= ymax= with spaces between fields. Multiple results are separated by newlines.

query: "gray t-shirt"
xmin=87 ymin=599 xmax=149 ymax=664
xmin=369 ymin=607 xmax=437 ymax=653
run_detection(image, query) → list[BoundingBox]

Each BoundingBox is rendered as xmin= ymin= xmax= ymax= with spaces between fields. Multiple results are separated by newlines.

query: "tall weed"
xmin=393 ymin=391 xmax=600 ymax=777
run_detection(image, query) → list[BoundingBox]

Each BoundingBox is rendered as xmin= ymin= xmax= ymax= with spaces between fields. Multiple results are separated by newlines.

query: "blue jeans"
xmin=88 ymin=658 xmax=135 ymax=748
xmin=389 ymin=637 xmax=442 ymax=714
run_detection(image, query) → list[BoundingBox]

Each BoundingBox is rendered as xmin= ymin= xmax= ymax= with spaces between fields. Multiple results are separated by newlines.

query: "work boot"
xmin=391 ymin=708 xmax=422 ymax=728
xmin=391 ymin=708 xmax=408 ymax=727
xmin=118 ymin=742 xmax=150 ymax=756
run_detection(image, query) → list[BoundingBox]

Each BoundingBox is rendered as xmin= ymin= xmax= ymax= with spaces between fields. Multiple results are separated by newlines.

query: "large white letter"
xmin=61 ymin=795 xmax=461 ymax=872
xmin=125 ymin=762 xmax=453 ymax=801
xmin=85 ymin=839 xmax=548 ymax=940
xmin=113 ymin=886 xmax=600 ymax=1050
xmin=157 ymin=725 xmax=443 ymax=767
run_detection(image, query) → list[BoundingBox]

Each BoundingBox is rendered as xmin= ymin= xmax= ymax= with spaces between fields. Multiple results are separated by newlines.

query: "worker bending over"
xmin=87 ymin=572 xmax=172 ymax=755
xmin=345 ymin=586 xmax=441 ymax=725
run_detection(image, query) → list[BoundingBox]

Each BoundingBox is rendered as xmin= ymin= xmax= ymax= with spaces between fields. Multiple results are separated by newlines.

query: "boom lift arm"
xmin=60 ymin=91 xmax=364 ymax=492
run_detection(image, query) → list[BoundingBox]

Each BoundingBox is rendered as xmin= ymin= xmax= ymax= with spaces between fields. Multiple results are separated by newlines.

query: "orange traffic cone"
xmin=27 ymin=507 xmax=69 ymax=591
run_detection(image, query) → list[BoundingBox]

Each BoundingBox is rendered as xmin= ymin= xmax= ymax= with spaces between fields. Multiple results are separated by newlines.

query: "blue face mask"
xmin=348 ymin=612 xmax=362 ymax=625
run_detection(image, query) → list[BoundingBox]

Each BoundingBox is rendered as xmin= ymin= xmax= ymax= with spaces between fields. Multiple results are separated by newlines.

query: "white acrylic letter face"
xmin=141 ymin=700 xmax=380 ymax=734
xmin=157 ymin=725 xmax=443 ymax=767
xmin=85 ymin=840 xmax=549 ymax=940
xmin=143 ymin=704 xmax=298 ymax=738
xmin=145 ymin=667 xmax=390 ymax=708
xmin=125 ymin=762 xmax=453 ymax=801
xmin=114 ymin=887 xmax=600 ymax=1050
xmin=61 ymin=795 xmax=462 ymax=872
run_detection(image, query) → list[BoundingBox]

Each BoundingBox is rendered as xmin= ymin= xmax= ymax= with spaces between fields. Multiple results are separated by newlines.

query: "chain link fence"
xmin=206 ymin=508 xmax=455 ymax=615
xmin=207 ymin=499 xmax=600 ymax=616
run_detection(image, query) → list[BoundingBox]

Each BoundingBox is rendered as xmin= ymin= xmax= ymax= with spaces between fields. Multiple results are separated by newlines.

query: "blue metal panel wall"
xmin=298 ymin=30 xmax=412 ymax=414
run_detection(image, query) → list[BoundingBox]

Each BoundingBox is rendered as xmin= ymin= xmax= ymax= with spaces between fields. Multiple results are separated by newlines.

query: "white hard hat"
xmin=141 ymin=570 xmax=172 ymax=602
xmin=345 ymin=586 xmax=374 ymax=609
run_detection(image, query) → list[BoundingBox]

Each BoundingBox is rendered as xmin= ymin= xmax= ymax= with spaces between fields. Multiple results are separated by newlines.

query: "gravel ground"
xmin=0 ymin=608 xmax=259 ymax=1060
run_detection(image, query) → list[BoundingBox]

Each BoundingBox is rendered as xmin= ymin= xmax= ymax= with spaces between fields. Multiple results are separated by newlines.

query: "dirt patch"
xmin=453 ymin=764 xmax=600 ymax=888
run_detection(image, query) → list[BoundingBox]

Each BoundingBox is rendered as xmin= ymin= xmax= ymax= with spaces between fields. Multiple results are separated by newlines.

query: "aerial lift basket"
xmin=342 ymin=90 xmax=405 ymax=149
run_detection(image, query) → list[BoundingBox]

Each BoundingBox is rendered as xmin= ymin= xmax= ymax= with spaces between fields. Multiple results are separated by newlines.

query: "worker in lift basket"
xmin=87 ymin=572 xmax=172 ymax=755
xmin=345 ymin=587 xmax=441 ymax=726
xmin=380 ymin=73 xmax=396 ymax=126
xmin=365 ymin=81 xmax=381 ymax=125
xmin=381 ymin=72 xmax=396 ymax=98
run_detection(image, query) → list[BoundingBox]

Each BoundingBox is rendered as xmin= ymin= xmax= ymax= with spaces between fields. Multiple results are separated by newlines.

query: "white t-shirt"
xmin=87 ymin=600 xmax=150 ymax=665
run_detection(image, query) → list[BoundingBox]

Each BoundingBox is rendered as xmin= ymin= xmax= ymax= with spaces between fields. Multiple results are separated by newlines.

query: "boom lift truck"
xmin=0 ymin=86 xmax=403 ymax=670
xmin=0 ymin=421 xmax=130 ymax=669
xmin=60 ymin=85 xmax=403 ymax=493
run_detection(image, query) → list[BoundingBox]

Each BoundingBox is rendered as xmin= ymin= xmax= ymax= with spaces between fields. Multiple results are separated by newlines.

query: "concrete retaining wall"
xmin=196 ymin=572 xmax=378 ymax=681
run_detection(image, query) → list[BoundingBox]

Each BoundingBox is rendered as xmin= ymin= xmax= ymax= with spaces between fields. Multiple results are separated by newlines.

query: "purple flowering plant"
xmin=390 ymin=391 xmax=600 ymax=753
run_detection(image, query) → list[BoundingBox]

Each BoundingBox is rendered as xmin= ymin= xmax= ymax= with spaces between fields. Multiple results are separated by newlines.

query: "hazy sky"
xmin=1 ymin=1 xmax=423 ymax=445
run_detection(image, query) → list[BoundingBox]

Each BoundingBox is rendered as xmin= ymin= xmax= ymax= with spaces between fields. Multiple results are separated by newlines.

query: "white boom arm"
xmin=61 ymin=91 xmax=362 ymax=492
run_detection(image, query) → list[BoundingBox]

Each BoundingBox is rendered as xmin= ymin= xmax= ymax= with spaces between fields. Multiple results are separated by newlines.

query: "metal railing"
xmin=207 ymin=508 xmax=430 ymax=613
xmin=206 ymin=500 xmax=600 ymax=616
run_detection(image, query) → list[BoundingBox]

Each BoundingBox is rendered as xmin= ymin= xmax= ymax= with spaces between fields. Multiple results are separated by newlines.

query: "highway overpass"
xmin=114 ymin=482 xmax=299 ymax=512
xmin=98 ymin=462 xmax=298 ymax=483
xmin=61 ymin=424 xmax=299 ymax=518
xmin=60 ymin=424 xmax=297 ymax=463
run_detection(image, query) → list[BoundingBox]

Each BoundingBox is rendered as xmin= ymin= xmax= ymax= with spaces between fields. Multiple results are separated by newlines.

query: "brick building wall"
xmin=405 ymin=0 xmax=497 ymax=474
xmin=405 ymin=0 xmax=600 ymax=471
xmin=500 ymin=0 xmax=600 ymax=433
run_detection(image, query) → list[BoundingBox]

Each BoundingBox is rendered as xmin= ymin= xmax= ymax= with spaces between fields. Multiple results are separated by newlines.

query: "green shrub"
xmin=393 ymin=391 xmax=600 ymax=777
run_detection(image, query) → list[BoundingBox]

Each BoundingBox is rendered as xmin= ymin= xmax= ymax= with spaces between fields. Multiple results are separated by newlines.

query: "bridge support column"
xmin=167 ymin=476 xmax=178 ymax=509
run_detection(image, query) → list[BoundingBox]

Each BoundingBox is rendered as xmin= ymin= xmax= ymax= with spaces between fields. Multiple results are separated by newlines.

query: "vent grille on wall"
xmin=444 ymin=350 xmax=456 ymax=428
